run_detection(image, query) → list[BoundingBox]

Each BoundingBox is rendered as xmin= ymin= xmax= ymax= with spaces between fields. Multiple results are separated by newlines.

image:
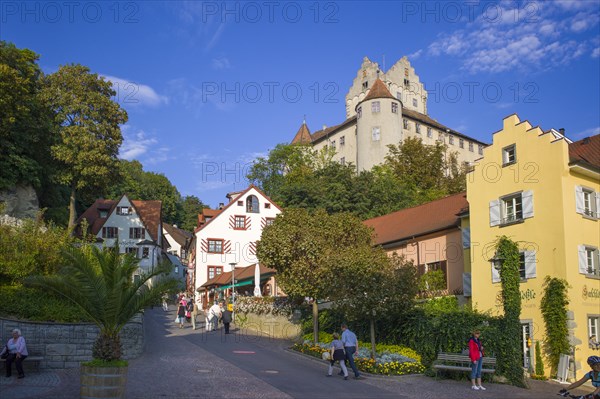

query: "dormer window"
xmin=117 ymin=206 xmax=132 ymax=215
xmin=246 ymin=195 xmax=259 ymax=213
xmin=99 ymin=210 xmax=108 ymax=218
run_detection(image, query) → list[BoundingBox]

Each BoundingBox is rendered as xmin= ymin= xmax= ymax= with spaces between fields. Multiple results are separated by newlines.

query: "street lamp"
xmin=229 ymin=262 xmax=237 ymax=321
xmin=489 ymin=254 xmax=505 ymax=271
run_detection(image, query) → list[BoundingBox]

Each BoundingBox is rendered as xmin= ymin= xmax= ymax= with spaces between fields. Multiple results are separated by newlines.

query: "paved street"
xmin=0 ymin=308 xmax=595 ymax=399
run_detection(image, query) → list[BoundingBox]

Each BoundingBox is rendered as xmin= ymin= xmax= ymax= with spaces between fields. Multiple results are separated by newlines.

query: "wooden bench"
xmin=433 ymin=352 xmax=496 ymax=377
xmin=1 ymin=344 xmax=44 ymax=372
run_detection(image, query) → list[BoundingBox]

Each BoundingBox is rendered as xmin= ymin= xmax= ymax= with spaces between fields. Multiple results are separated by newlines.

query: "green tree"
xmin=41 ymin=64 xmax=128 ymax=228
xmin=180 ymin=195 xmax=207 ymax=231
xmin=26 ymin=245 xmax=175 ymax=361
xmin=0 ymin=41 xmax=53 ymax=190
xmin=385 ymin=137 xmax=467 ymax=204
xmin=495 ymin=236 xmax=526 ymax=387
xmin=540 ymin=276 xmax=570 ymax=377
xmin=257 ymin=209 xmax=379 ymax=344
xmin=534 ymin=340 xmax=545 ymax=377
xmin=332 ymin=251 xmax=418 ymax=358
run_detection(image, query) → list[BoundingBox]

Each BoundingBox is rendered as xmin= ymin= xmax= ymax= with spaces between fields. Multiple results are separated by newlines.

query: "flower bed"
xmin=291 ymin=339 xmax=425 ymax=376
xmin=234 ymin=296 xmax=300 ymax=317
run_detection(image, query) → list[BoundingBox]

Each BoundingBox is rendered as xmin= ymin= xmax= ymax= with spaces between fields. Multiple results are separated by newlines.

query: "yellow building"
xmin=467 ymin=114 xmax=600 ymax=376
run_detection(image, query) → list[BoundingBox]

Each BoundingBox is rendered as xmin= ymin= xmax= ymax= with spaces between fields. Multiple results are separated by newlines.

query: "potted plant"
xmin=27 ymin=245 xmax=175 ymax=398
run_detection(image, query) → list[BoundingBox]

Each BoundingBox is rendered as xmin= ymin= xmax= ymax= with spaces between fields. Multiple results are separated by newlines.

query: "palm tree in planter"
xmin=26 ymin=245 xmax=176 ymax=398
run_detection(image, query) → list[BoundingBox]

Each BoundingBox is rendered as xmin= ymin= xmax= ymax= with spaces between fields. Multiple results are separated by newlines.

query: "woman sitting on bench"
xmin=0 ymin=328 xmax=29 ymax=379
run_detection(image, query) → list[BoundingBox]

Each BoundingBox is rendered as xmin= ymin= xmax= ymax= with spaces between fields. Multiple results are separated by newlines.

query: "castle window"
xmin=427 ymin=127 xmax=433 ymax=138
xmin=459 ymin=138 xmax=464 ymax=148
xmin=449 ymin=136 xmax=454 ymax=145
xmin=357 ymin=106 xmax=362 ymax=119
xmin=478 ymin=145 xmax=484 ymax=155
xmin=413 ymin=98 xmax=418 ymax=107
xmin=403 ymin=119 xmax=409 ymax=129
xmin=392 ymin=102 xmax=398 ymax=114
xmin=331 ymin=140 xmax=336 ymax=149
xmin=404 ymin=78 xmax=409 ymax=87
xmin=396 ymin=91 xmax=401 ymax=99
xmin=371 ymin=101 xmax=380 ymax=113
xmin=340 ymin=157 xmax=346 ymax=165
xmin=416 ymin=124 xmax=421 ymax=134
xmin=469 ymin=142 xmax=474 ymax=152
xmin=502 ymin=144 xmax=517 ymax=166
xmin=340 ymin=136 xmax=345 ymax=146
xmin=438 ymin=132 xmax=445 ymax=143
xmin=246 ymin=195 xmax=259 ymax=213
xmin=372 ymin=127 xmax=381 ymax=141
xmin=362 ymin=81 xmax=368 ymax=90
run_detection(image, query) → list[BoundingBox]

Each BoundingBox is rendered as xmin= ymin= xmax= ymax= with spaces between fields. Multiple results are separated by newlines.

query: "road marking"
xmin=197 ymin=369 xmax=211 ymax=373
xmin=233 ymin=350 xmax=256 ymax=354
xmin=264 ymin=370 xmax=279 ymax=374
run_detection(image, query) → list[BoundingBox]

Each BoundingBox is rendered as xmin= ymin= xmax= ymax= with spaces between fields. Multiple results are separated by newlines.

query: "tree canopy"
xmin=40 ymin=64 xmax=128 ymax=227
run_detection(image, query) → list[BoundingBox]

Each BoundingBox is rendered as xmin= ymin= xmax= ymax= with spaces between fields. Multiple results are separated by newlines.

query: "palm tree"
xmin=26 ymin=245 xmax=176 ymax=362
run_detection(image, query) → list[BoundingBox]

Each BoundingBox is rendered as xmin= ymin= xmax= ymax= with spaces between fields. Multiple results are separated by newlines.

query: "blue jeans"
xmin=344 ymin=346 xmax=360 ymax=377
xmin=471 ymin=358 xmax=483 ymax=379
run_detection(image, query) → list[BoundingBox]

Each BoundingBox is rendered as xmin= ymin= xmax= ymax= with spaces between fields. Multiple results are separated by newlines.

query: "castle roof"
xmin=360 ymin=78 xmax=396 ymax=104
xmin=291 ymin=121 xmax=312 ymax=144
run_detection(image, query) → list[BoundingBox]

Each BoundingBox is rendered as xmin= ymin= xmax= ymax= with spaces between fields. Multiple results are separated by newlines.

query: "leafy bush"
xmin=418 ymin=270 xmax=446 ymax=292
xmin=540 ymin=276 xmax=570 ymax=377
xmin=234 ymin=296 xmax=305 ymax=317
xmin=0 ymin=284 xmax=92 ymax=322
xmin=419 ymin=296 xmax=459 ymax=314
xmin=534 ymin=340 xmax=545 ymax=378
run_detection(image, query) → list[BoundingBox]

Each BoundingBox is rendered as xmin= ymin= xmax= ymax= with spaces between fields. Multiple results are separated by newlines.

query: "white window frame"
xmin=491 ymin=250 xmax=536 ymax=283
xmin=502 ymin=194 xmax=523 ymax=224
xmin=576 ymin=186 xmax=599 ymax=218
xmin=427 ymin=127 xmax=433 ymax=138
xmin=489 ymin=191 xmax=534 ymax=227
xmin=372 ymin=126 xmax=381 ymax=141
xmin=392 ymin=102 xmax=398 ymax=114
xmin=403 ymin=119 xmax=409 ymax=129
xmin=449 ymin=135 xmax=454 ymax=145
xmin=503 ymin=144 xmax=517 ymax=166
xmin=371 ymin=101 xmax=380 ymax=113
xmin=117 ymin=206 xmax=132 ymax=215
xmin=579 ymin=245 xmax=600 ymax=277
xmin=478 ymin=145 xmax=484 ymax=155
xmin=589 ymin=316 xmax=599 ymax=340
xmin=469 ymin=142 xmax=474 ymax=152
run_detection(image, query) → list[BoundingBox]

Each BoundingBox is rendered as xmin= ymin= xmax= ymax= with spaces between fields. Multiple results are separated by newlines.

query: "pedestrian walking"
xmin=191 ymin=299 xmax=200 ymax=330
xmin=176 ymin=301 xmax=186 ymax=329
xmin=340 ymin=323 xmax=360 ymax=379
xmin=468 ymin=329 xmax=486 ymax=391
xmin=162 ymin=293 xmax=169 ymax=312
xmin=221 ymin=303 xmax=232 ymax=334
xmin=326 ymin=333 xmax=348 ymax=379
xmin=0 ymin=329 xmax=28 ymax=379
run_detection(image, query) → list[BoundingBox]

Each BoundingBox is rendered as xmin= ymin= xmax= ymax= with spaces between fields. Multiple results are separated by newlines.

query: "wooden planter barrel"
xmin=80 ymin=364 xmax=128 ymax=399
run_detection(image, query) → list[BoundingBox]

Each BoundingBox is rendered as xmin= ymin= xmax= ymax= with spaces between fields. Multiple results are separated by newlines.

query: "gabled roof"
xmin=569 ymin=134 xmax=600 ymax=170
xmin=291 ymin=122 xmax=312 ymax=144
xmin=197 ymin=208 xmax=222 ymax=229
xmin=194 ymin=185 xmax=282 ymax=234
xmin=363 ymin=192 xmax=468 ymax=246
xmin=360 ymin=78 xmax=395 ymax=104
xmin=163 ymin=223 xmax=192 ymax=247
xmin=201 ymin=264 xmax=276 ymax=288
xmin=75 ymin=196 xmax=162 ymax=241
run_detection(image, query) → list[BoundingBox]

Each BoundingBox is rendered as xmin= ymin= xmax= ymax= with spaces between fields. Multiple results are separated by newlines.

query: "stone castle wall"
xmin=0 ymin=314 xmax=144 ymax=369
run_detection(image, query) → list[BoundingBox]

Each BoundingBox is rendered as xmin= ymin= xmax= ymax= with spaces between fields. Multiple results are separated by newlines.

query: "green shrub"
xmin=0 ymin=284 xmax=92 ymax=322
xmin=534 ymin=340 xmax=545 ymax=377
xmin=419 ymin=296 xmax=459 ymax=314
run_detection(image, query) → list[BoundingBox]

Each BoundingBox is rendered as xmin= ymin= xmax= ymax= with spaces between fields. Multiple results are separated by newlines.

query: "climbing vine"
xmin=534 ymin=340 xmax=546 ymax=379
xmin=495 ymin=236 xmax=526 ymax=387
xmin=540 ymin=276 xmax=570 ymax=377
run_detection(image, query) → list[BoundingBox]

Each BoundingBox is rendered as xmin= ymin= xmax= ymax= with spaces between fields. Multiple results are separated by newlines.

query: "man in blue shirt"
xmin=341 ymin=323 xmax=360 ymax=378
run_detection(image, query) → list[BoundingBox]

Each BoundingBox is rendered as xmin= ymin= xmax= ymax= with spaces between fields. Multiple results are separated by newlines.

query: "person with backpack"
xmin=468 ymin=329 xmax=486 ymax=391
xmin=559 ymin=356 xmax=600 ymax=399
xmin=176 ymin=300 xmax=186 ymax=329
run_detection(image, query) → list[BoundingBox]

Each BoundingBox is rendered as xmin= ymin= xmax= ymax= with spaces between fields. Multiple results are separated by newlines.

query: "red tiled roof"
xmin=163 ymin=223 xmax=192 ymax=247
xmin=363 ymin=192 xmax=468 ymax=246
xmin=569 ymin=134 xmax=600 ymax=170
xmin=291 ymin=122 xmax=312 ymax=144
xmin=403 ymin=108 xmax=488 ymax=145
xmin=201 ymin=264 xmax=276 ymax=287
xmin=360 ymin=78 xmax=395 ymax=103
xmin=309 ymin=116 xmax=357 ymax=144
xmin=75 ymin=197 xmax=162 ymax=241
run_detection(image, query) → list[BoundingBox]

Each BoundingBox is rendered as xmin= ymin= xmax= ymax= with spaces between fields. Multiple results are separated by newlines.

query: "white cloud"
xmin=408 ymin=49 xmax=422 ymax=60
xmin=211 ymin=57 xmax=232 ymax=70
xmin=174 ymin=1 xmax=227 ymax=51
xmin=103 ymin=75 xmax=168 ymax=108
xmin=424 ymin=1 xmax=599 ymax=74
xmin=574 ymin=126 xmax=600 ymax=139
xmin=592 ymin=47 xmax=600 ymax=58
xmin=120 ymin=129 xmax=157 ymax=160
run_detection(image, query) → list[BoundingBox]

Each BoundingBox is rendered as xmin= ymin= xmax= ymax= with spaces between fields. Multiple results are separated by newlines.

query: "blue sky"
xmin=2 ymin=0 xmax=599 ymax=208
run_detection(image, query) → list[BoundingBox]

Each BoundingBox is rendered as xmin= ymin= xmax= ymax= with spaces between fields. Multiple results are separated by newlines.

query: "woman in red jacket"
xmin=469 ymin=329 xmax=485 ymax=391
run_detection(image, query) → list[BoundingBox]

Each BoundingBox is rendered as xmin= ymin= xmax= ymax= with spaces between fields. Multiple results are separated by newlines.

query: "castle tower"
xmin=355 ymin=78 xmax=402 ymax=171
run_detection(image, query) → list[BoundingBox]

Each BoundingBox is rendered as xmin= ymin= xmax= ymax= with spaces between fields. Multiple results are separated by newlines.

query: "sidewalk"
xmin=1 ymin=308 xmax=596 ymax=399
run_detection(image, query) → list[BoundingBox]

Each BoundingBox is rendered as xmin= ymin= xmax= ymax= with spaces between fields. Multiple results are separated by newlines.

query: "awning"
xmin=216 ymin=280 xmax=254 ymax=291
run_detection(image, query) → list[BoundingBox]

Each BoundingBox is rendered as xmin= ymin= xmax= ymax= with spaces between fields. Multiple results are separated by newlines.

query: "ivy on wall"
xmin=495 ymin=236 xmax=526 ymax=387
xmin=540 ymin=276 xmax=570 ymax=377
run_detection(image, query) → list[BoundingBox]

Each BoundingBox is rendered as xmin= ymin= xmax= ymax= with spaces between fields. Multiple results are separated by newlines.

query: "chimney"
xmin=218 ymin=203 xmax=224 ymax=210
xmin=559 ymin=128 xmax=565 ymax=135
xmin=322 ymin=125 xmax=327 ymax=130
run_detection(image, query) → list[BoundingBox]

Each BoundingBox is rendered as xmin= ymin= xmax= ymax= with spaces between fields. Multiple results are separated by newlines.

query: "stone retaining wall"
xmin=0 ymin=314 xmax=144 ymax=369
xmin=238 ymin=312 xmax=302 ymax=340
